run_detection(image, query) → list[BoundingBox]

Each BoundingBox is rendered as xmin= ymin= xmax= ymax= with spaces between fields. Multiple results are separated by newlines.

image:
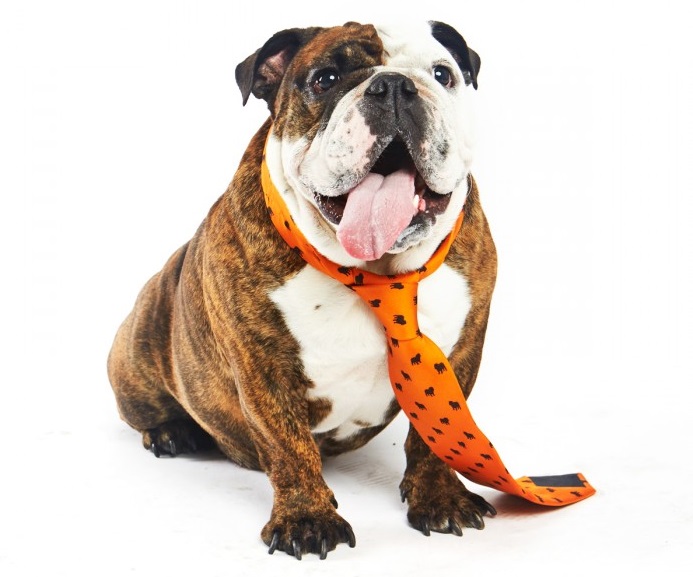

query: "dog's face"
xmin=237 ymin=21 xmax=480 ymax=271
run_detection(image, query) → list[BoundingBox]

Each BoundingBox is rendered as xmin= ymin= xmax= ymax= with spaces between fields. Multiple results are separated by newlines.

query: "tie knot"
xmin=350 ymin=281 xmax=420 ymax=341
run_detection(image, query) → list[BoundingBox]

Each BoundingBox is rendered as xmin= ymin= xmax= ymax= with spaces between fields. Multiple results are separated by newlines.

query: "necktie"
xmin=261 ymin=141 xmax=595 ymax=507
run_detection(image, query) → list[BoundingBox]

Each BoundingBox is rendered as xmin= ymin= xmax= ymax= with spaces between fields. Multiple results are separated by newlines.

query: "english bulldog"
xmin=108 ymin=20 xmax=498 ymax=559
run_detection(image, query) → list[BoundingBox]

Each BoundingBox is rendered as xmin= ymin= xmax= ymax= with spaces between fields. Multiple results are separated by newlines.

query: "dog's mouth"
xmin=313 ymin=138 xmax=452 ymax=261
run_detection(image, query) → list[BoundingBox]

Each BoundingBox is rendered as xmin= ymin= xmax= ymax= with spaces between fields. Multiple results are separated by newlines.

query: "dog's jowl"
xmin=108 ymin=20 xmax=497 ymax=560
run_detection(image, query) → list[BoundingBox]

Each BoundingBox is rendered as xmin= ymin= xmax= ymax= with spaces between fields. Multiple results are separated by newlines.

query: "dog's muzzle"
xmin=313 ymin=73 xmax=453 ymax=261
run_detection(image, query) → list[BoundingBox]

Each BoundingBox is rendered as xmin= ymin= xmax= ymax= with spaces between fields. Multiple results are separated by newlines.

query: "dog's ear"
xmin=236 ymin=27 xmax=323 ymax=110
xmin=429 ymin=21 xmax=480 ymax=90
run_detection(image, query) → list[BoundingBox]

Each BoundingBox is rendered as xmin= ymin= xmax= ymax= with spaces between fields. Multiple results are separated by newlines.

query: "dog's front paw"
xmin=261 ymin=505 xmax=356 ymax=560
xmin=400 ymin=470 xmax=497 ymax=536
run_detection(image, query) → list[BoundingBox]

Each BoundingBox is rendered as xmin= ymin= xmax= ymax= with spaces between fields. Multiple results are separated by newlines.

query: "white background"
xmin=2 ymin=1 xmax=692 ymax=575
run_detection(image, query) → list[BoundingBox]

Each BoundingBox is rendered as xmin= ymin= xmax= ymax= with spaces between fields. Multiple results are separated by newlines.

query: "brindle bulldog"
xmin=108 ymin=20 xmax=497 ymax=559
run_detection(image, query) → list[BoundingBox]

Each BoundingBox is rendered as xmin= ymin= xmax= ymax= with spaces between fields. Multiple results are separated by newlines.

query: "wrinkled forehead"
xmin=375 ymin=22 xmax=454 ymax=68
xmin=289 ymin=22 xmax=383 ymax=75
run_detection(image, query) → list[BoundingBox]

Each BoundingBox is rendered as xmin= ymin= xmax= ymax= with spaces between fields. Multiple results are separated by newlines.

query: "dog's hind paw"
xmin=142 ymin=419 xmax=214 ymax=458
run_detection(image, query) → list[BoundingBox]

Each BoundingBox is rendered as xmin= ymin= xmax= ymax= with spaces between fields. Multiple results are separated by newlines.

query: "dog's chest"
xmin=269 ymin=264 xmax=470 ymax=440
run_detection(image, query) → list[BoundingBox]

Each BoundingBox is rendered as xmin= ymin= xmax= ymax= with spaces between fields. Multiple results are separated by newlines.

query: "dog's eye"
xmin=433 ymin=65 xmax=453 ymax=88
xmin=313 ymin=69 xmax=340 ymax=94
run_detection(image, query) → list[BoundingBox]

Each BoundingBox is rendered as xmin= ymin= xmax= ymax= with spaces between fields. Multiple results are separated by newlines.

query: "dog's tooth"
xmin=413 ymin=193 xmax=426 ymax=212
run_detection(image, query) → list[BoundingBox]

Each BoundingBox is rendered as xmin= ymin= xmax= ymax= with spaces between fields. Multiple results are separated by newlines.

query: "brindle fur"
xmin=108 ymin=22 xmax=497 ymax=559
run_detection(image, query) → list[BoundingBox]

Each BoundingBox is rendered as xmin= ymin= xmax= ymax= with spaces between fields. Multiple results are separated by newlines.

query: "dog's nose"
xmin=365 ymin=73 xmax=418 ymax=103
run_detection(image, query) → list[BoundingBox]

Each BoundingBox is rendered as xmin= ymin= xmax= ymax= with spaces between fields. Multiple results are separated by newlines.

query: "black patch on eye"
xmin=429 ymin=21 xmax=480 ymax=89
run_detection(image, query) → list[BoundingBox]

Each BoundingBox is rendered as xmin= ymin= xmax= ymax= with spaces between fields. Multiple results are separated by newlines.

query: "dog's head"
xmin=236 ymin=21 xmax=480 ymax=271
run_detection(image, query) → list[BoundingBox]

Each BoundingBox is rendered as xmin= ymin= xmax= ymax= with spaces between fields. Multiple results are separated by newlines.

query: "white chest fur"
xmin=269 ymin=264 xmax=471 ymax=440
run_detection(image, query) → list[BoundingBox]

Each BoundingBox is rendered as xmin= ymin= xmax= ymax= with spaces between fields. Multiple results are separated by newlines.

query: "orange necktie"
xmin=262 ymin=143 xmax=595 ymax=507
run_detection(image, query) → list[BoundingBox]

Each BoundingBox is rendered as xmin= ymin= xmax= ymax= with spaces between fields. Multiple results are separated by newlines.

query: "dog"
xmin=108 ymin=20 xmax=497 ymax=560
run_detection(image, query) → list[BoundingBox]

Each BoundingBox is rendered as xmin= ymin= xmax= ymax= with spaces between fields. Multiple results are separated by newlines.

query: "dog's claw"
xmin=484 ymin=502 xmax=497 ymax=517
xmin=347 ymin=525 xmax=356 ymax=548
xmin=268 ymin=531 xmax=280 ymax=555
xmin=421 ymin=519 xmax=431 ymax=537
xmin=291 ymin=539 xmax=302 ymax=560
xmin=168 ymin=440 xmax=177 ymax=457
xmin=449 ymin=520 xmax=463 ymax=536
xmin=320 ymin=538 xmax=328 ymax=560
xmin=469 ymin=512 xmax=485 ymax=530
xmin=150 ymin=442 xmax=160 ymax=458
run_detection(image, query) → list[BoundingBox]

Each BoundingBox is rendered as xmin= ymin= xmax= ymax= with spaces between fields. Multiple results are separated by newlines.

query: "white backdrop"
xmin=3 ymin=1 xmax=692 ymax=575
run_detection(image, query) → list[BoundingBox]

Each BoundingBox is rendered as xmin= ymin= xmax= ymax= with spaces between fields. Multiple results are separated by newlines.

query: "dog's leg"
xmin=399 ymin=424 xmax=496 ymax=536
xmin=230 ymin=368 xmax=356 ymax=559
xmin=400 ymin=286 xmax=498 ymax=535
xmin=108 ymin=245 xmax=215 ymax=458
xmin=108 ymin=320 xmax=216 ymax=458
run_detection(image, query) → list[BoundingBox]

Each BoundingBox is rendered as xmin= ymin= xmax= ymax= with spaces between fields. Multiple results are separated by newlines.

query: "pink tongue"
xmin=337 ymin=168 xmax=418 ymax=261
